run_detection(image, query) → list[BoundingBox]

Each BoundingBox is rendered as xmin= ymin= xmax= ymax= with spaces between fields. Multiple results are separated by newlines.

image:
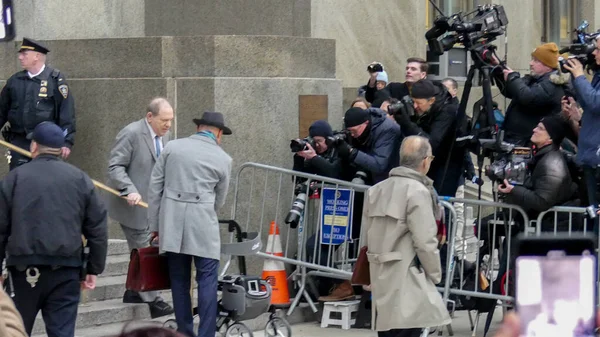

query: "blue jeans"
xmin=167 ymin=253 xmax=219 ymax=337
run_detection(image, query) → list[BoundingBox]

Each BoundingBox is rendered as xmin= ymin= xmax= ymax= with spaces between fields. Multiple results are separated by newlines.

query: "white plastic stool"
xmin=320 ymin=300 xmax=360 ymax=330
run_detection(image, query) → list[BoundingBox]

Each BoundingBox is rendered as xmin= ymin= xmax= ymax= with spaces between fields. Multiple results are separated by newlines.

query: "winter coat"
xmin=364 ymin=166 xmax=451 ymax=331
xmin=495 ymin=70 xmax=567 ymax=146
xmin=147 ymin=134 xmax=232 ymax=260
xmin=365 ymin=82 xmax=410 ymax=103
xmin=349 ymin=108 xmax=401 ymax=184
xmin=572 ymin=71 xmax=600 ymax=167
xmin=505 ymin=144 xmax=578 ymax=219
xmin=396 ymin=82 xmax=464 ymax=196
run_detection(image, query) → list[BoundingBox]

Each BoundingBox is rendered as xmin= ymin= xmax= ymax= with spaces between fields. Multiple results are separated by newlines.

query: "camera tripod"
xmin=455 ymin=45 xmax=506 ymax=202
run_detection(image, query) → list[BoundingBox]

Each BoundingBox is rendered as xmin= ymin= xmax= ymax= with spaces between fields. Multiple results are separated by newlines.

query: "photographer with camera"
xmin=335 ymin=107 xmax=401 ymax=185
xmin=364 ymin=58 xmax=428 ymax=105
xmin=292 ymin=120 xmax=341 ymax=180
xmin=563 ymin=35 xmax=600 ymax=230
xmin=491 ymin=43 xmax=569 ymax=146
xmin=497 ymin=115 xmax=578 ymax=222
xmin=476 ymin=116 xmax=580 ymax=304
xmin=392 ymin=79 xmax=463 ymax=197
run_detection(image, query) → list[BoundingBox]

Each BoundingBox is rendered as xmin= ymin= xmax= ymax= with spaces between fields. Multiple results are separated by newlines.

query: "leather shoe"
xmin=318 ymin=280 xmax=355 ymax=302
xmin=149 ymin=299 xmax=174 ymax=319
xmin=122 ymin=290 xmax=144 ymax=304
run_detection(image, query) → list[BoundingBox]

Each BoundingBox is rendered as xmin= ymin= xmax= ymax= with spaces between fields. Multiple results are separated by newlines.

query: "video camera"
xmin=426 ymin=4 xmax=508 ymax=56
xmin=558 ymin=20 xmax=600 ymax=73
xmin=387 ymin=95 xmax=415 ymax=118
xmin=484 ymin=146 xmax=531 ymax=185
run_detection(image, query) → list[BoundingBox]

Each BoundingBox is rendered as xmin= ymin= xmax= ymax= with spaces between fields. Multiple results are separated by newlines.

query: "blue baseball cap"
xmin=26 ymin=122 xmax=65 ymax=148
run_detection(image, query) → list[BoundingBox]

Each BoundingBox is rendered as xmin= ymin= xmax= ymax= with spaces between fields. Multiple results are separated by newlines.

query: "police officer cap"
xmin=26 ymin=122 xmax=65 ymax=148
xmin=19 ymin=37 xmax=50 ymax=54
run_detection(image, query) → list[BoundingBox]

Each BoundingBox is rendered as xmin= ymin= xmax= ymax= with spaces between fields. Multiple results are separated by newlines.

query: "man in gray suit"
xmin=148 ymin=112 xmax=232 ymax=337
xmin=107 ymin=97 xmax=174 ymax=318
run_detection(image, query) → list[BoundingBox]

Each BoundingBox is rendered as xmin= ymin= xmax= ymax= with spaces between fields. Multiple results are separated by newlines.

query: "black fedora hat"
xmin=193 ymin=111 xmax=232 ymax=135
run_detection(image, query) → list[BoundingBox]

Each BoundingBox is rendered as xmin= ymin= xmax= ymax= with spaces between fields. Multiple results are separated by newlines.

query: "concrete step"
xmin=107 ymin=239 xmax=129 ymax=256
xmin=85 ymin=275 xmax=127 ymax=302
xmin=32 ymin=303 xmax=318 ymax=337
xmin=31 ymin=292 xmax=180 ymax=336
xmin=102 ymin=254 xmax=130 ymax=277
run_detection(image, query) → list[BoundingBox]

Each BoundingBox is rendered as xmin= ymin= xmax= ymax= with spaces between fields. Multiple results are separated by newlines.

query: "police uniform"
xmin=0 ymin=38 xmax=76 ymax=170
xmin=0 ymin=122 xmax=107 ymax=337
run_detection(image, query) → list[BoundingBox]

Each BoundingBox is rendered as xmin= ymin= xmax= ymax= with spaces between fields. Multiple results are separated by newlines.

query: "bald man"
xmin=364 ymin=136 xmax=450 ymax=336
xmin=107 ymin=97 xmax=174 ymax=318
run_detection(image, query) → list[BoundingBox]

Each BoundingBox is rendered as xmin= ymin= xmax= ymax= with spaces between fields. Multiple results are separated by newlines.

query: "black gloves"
xmin=337 ymin=141 xmax=358 ymax=161
xmin=393 ymin=110 xmax=411 ymax=127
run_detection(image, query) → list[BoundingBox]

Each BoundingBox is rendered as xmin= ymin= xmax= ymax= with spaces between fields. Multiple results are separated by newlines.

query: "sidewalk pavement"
xmin=253 ymin=308 xmax=505 ymax=337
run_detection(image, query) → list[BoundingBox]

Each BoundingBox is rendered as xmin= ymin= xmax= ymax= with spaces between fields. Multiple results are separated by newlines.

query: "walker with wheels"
xmin=163 ymin=220 xmax=292 ymax=337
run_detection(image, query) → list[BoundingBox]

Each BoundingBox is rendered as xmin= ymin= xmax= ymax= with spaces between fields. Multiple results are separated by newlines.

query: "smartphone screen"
xmin=516 ymin=247 xmax=596 ymax=337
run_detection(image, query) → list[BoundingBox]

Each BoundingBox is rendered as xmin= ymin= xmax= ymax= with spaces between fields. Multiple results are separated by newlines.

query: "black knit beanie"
xmin=410 ymin=79 xmax=438 ymax=99
xmin=344 ymin=107 xmax=369 ymax=128
xmin=308 ymin=120 xmax=333 ymax=138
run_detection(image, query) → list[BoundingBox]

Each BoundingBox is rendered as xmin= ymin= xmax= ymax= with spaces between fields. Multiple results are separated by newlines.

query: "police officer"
xmin=0 ymin=38 xmax=76 ymax=170
xmin=0 ymin=122 xmax=107 ymax=337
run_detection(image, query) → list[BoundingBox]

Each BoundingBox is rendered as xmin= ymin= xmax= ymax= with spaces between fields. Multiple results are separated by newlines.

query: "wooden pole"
xmin=0 ymin=139 xmax=148 ymax=208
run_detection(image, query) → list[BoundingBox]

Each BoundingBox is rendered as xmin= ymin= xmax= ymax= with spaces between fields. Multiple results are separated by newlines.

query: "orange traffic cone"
xmin=262 ymin=221 xmax=290 ymax=306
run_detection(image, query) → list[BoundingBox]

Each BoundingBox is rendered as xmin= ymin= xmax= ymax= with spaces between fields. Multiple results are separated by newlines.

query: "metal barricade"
xmin=439 ymin=197 xmax=529 ymax=337
xmin=534 ymin=206 xmax=591 ymax=235
xmin=229 ymin=162 xmax=369 ymax=315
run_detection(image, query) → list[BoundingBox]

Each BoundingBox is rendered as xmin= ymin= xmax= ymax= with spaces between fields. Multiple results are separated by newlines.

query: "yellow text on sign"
xmin=324 ymin=215 xmax=349 ymax=227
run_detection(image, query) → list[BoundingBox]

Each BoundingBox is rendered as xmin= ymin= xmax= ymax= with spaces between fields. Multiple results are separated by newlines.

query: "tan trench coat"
xmin=363 ymin=166 xmax=451 ymax=331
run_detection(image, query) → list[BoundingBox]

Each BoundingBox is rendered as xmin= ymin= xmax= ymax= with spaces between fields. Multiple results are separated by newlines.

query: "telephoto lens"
xmin=285 ymin=192 xmax=308 ymax=228
xmin=352 ymin=171 xmax=368 ymax=185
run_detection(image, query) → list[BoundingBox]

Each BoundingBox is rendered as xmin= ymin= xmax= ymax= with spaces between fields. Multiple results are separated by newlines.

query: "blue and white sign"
xmin=320 ymin=188 xmax=354 ymax=245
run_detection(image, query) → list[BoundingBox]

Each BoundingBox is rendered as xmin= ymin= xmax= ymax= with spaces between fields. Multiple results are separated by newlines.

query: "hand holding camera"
xmin=497 ymin=178 xmax=514 ymax=194
xmin=336 ymin=140 xmax=357 ymax=160
xmin=296 ymin=143 xmax=317 ymax=160
xmin=563 ymin=57 xmax=586 ymax=78
xmin=388 ymin=95 xmax=415 ymax=126
xmin=561 ymin=96 xmax=582 ymax=123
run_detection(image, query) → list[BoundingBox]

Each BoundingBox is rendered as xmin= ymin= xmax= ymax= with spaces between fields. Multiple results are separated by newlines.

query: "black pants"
xmin=8 ymin=136 xmax=32 ymax=171
xmin=378 ymin=328 xmax=422 ymax=337
xmin=10 ymin=266 xmax=81 ymax=337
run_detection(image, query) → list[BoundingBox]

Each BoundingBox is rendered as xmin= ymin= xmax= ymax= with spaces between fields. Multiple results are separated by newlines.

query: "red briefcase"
xmin=125 ymin=246 xmax=171 ymax=292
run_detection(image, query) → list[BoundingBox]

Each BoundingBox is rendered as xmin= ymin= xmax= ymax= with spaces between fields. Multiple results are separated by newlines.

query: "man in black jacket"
xmin=499 ymin=115 xmax=578 ymax=225
xmin=0 ymin=38 xmax=76 ymax=170
xmin=0 ymin=122 xmax=107 ymax=337
xmin=293 ymin=120 xmax=341 ymax=180
xmin=394 ymin=79 xmax=464 ymax=197
xmin=476 ymin=115 xmax=579 ymax=302
xmin=492 ymin=43 xmax=568 ymax=146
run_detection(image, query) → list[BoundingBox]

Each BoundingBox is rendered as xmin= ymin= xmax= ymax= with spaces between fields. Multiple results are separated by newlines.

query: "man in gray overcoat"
xmin=148 ymin=111 xmax=232 ymax=337
xmin=106 ymin=97 xmax=174 ymax=318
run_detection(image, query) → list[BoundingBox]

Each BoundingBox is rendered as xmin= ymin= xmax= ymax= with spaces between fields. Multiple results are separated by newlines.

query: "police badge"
xmin=58 ymin=84 xmax=68 ymax=99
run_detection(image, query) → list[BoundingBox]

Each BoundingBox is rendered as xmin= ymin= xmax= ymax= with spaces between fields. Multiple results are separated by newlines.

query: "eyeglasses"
xmin=424 ymin=155 xmax=435 ymax=161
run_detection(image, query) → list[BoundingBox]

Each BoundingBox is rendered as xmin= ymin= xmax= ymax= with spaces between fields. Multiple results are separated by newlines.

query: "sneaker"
xmin=317 ymin=280 xmax=355 ymax=302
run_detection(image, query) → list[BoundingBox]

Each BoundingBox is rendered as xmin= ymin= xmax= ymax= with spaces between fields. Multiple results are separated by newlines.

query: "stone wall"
xmin=0 ymin=35 xmax=342 ymax=239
